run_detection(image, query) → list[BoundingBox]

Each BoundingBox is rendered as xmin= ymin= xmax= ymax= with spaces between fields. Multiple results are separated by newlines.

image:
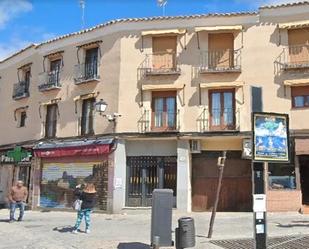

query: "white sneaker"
xmin=85 ymin=229 xmax=90 ymax=234
xmin=72 ymin=229 xmax=78 ymax=234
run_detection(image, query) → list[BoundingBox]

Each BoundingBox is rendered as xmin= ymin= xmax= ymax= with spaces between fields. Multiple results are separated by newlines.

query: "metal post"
xmin=252 ymin=162 xmax=267 ymax=249
xmin=207 ymin=151 xmax=226 ymax=238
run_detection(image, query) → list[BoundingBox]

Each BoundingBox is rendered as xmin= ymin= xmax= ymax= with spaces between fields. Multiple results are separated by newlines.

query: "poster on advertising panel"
xmin=252 ymin=112 xmax=290 ymax=162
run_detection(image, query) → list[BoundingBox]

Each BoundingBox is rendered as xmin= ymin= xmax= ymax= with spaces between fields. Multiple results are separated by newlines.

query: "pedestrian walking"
xmin=8 ymin=180 xmax=28 ymax=222
xmin=72 ymin=182 xmax=97 ymax=234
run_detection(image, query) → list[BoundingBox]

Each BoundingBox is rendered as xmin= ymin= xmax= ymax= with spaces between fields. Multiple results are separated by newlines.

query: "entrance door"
xmin=0 ymin=165 xmax=14 ymax=205
xmin=192 ymin=151 xmax=252 ymax=212
xmin=300 ymin=156 xmax=309 ymax=204
xmin=126 ymin=156 xmax=177 ymax=207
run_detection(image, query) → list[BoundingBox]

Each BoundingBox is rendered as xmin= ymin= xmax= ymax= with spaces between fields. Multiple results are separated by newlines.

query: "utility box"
xmin=176 ymin=217 xmax=196 ymax=249
xmin=150 ymin=189 xmax=173 ymax=247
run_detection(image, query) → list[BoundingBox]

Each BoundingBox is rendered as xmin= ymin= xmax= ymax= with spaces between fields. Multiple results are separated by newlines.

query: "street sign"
xmin=252 ymin=112 xmax=289 ymax=163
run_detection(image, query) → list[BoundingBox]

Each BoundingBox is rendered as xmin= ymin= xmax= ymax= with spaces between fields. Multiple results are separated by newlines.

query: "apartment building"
xmin=0 ymin=2 xmax=309 ymax=213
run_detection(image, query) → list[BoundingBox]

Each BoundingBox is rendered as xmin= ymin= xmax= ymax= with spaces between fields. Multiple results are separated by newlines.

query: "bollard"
xmin=176 ymin=217 xmax=196 ymax=249
xmin=153 ymin=236 xmax=160 ymax=249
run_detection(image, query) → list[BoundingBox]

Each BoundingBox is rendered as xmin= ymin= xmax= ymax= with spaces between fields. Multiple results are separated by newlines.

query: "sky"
xmin=0 ymin=0 xmax=301 ymax=60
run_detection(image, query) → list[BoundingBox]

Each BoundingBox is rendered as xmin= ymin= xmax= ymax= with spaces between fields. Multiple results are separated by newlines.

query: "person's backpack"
xmin=72 ymin=199 xmax=82 ymax=211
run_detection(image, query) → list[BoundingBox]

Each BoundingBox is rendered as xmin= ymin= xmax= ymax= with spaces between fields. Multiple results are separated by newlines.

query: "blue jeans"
xmin=10 ymin=202 xmax=25 ymax=221
xmin=74 ymin=209 xmax=92 ymax=230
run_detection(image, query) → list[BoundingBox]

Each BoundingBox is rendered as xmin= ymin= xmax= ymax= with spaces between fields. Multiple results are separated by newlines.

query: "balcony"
xmin=197 ymin=108 xmax=240 ymax=132
xmin=38 ymin=71 xmax=62 ymax=92
xmin=12 ymin=81 xmax=29 ymax=100
xmin=74 ymin=61 xmax=100 ymax=84
xmin=139 ymin=52 xmax=181 ymax=76
xmin=276 ymin=44 xmax=309 ymax=71
xmin=138 ymin=110 xmax=180 ymax=133
xmin=199 ymin=49 xmax=241 ymax=73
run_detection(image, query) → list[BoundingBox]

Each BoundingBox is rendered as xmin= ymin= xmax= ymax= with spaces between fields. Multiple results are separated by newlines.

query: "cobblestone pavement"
xmin=1 ymin=209 xmax=309 ymax=249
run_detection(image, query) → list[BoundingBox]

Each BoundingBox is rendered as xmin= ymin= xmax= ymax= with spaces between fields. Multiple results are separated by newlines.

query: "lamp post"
xmin=95 ymin=99 xmax=121 ymax=132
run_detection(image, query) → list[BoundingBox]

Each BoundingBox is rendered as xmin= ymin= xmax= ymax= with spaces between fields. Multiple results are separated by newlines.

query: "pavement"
xmin=0 ymin=209 xmax=309 ymax=249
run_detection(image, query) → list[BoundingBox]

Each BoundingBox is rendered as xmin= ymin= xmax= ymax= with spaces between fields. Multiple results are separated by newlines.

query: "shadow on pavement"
xmin=117 ymin=242 xmax=150 ymax=249
xmin=276 ymin=220 xmax=309 ymax=228
xmin=53 ymin=226 xmax=74 ymax=233
xmin=0 ymin=219 xmax=10 ymax=223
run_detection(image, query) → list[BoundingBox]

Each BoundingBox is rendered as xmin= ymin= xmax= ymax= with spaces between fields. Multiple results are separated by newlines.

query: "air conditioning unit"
xmin=190 ymin=140 xmax=201 ymax=153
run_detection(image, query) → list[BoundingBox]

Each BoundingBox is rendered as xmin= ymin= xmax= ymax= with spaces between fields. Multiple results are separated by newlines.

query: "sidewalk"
xmin=0 ymin=209 xmax=309 ymax=249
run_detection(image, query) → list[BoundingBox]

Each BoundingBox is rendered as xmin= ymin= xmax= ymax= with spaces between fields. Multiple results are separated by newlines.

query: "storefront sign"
xmin=1 ymin=146 xmax=32 ymax=164
xmin=34 ymin=144 xmax=111 ymax=158
xmin=252 ymin=112 xmax=289 ymax=162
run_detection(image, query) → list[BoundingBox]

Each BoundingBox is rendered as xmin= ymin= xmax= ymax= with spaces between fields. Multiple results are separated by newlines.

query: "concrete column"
xmin=177 ymin=140 xmax=192 ymax=212
xmin=112 ymin=139 xmax=127 ymax=213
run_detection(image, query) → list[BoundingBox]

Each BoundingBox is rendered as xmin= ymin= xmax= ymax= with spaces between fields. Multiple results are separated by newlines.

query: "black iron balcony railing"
xmin=38 ymin=70 xmax=62 ymax=92
xmin=139 ymin=52 xmax=181 ymax=76
xmin=275 ymin=44 xmax=309 ymax=71
xmin=12 ymin=81 xmax=30 ymax=100
xmin=138 ymin=110 xmax=180 ymax=133
xmin=197 ymin=108 xmax=240 ymax=132
xmin=199 ymin=49 xmax=241 ymax=73
xmin=74 ymin=60 xmax=100 ymax=84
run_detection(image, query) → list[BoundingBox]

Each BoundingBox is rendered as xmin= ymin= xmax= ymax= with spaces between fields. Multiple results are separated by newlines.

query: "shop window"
xmin=291 ymin=86 xmax=309 ymax=108
xmin=268 ymin=163 xmax=296 ymax=190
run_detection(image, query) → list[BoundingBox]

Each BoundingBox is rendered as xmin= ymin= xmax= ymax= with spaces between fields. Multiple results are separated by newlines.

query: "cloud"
xmin=0 ymin=38 xmax=32 ymax=61
xmin=0 ymin=32 xmax=58 ymax=61
xmin=0 ymin=0 xmax=33 ymax=29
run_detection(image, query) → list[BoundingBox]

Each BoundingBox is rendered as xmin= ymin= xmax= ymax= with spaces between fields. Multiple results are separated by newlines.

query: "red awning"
xmin=34 ymin=144 xmax=111 ymax=158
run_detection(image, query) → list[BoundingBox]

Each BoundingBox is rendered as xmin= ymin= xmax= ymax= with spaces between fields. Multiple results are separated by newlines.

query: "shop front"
xmin=125 ymin=140 xmax=178 ymax=208
xmin=191 ymin=137 xmax=252 ymax=212
xmin=0 ymin=147 xmax=32 ymax=208
xmin=33 ymin=138 xmax=114 ymax=212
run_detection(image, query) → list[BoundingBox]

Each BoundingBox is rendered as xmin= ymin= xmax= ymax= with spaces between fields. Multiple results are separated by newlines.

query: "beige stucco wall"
xmin=0 ymin=4 xmax=309 ymax=146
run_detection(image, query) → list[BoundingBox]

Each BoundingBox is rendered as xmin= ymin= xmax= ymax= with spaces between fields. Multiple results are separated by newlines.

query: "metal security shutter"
xmin=40 ymin=160 xmax=108 ymax=210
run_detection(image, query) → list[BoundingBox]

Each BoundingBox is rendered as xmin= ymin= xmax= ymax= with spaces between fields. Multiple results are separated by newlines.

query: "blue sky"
xmin=0 ymin=0 xmax=299 ymax=60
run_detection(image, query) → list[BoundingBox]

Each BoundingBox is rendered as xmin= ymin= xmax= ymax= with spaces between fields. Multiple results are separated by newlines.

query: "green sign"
xmin=5 ymin=146 xmax=32 ymax=163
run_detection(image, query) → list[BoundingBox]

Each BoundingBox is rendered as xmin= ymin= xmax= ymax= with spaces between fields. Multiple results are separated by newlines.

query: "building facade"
xmin=0 ymin=2 xmax=309 ymax=213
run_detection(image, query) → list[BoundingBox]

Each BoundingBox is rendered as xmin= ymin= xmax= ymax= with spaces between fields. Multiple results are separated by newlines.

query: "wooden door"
xmin=0 ymin=165 xmax=14 ymax=205
xmin=152 ymin=36 xmax=177 ymax=70
xmin=208 ymin=33 xmax=234 ymax=69
xmin=192 ymin=152 xmax=252 ymax=212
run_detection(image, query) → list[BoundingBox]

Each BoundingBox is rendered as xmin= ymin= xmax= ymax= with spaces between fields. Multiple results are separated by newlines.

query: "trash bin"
xmin=150 ymin=189 xmax=173 ymax=247
xmin=176 ymin=217 xmax=196 ymax=249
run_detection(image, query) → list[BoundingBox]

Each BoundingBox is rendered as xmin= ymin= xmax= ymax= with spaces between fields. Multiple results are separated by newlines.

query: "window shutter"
xmin=251 ymin=86 xmax=262 ymax=113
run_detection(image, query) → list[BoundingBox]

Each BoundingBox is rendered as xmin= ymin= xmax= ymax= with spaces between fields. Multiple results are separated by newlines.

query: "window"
xmin=208 ymin=33 xmax=234 ymax=69
xmin=81 ymin=98 xmax=95 ymax=135
xmin=291 ymin=86 xmax=309 ymax=108
xmin=19 ymin=111 xmax=27 ymax=127
xmin=152 ymin=91 xmax=177 ymax=131
xmin=209 ymin=89 xmax=235 ymax=130
xmin=49 ymin=59 xmax=61 ymax=86
xmin=152 ymin=36 xmax=177 ymax=71
xmin=268 ymin=163 xmax=296 ymax=190
xmin=24 ymin=69 xmax=31 ymax=92
xmin=84 ymin=48 xmax=98 ymax=80
xmin=45 ymin=104 xmax=57 ymax=138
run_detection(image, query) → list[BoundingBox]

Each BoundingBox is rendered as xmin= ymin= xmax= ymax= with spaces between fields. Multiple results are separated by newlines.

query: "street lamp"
xmin=95 ymin=99 xmax=121 ymax=132
xmin=95 ymin=99 xmax=108 ymax=114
